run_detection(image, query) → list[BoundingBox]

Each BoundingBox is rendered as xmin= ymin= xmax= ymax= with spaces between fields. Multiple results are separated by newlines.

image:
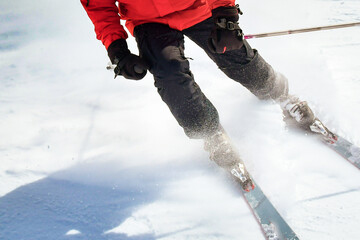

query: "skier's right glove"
xmin=208 ymin=5 xmax=244 ymax=54
xmin=107 ymin=39 xmax=149 ymax=80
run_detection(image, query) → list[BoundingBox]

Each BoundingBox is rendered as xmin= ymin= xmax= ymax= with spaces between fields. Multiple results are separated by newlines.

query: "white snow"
xmin=65 ymin=229 xmax=81 ymax=236
xmin=1 ymin=0 xmax=360 ymax=239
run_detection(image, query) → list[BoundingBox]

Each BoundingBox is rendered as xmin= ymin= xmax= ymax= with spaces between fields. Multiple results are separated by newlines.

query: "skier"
xmin=80 ymin=0 xmax=315 ymax=191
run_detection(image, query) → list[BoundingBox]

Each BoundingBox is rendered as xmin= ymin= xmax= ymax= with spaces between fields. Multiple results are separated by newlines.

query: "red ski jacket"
xmin=81 ymin=0 xmax=235 ymax=49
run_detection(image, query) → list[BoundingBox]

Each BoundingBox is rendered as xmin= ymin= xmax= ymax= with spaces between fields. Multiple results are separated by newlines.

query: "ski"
xmin=206 ymin=126 xmax=299 ymax=239
xmin=233 ymin=176 xmax=300 ymax=240
xmin=310 ymin=118 xmax=360 ymax=169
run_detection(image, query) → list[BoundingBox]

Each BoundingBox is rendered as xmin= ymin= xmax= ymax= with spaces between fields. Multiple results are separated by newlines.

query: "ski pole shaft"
xmin=244 ymin=22 xmax=360 ymax=39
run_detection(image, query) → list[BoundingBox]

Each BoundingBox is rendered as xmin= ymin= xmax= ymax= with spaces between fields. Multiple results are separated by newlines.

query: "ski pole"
xmin=244 ymin=22 xmax=360 ymax=39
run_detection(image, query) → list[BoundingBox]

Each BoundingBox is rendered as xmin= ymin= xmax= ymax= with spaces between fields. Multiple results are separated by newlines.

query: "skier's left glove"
xmin=107 ymin=39 xmax=149 ymax=80
xmin=208 ymin=5 xmax=244 ymax=54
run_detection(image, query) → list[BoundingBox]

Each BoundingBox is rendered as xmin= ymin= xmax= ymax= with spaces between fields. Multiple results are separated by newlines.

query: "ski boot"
xmin=280 ymin=95 xmax=316 ymax=130
xmin=204 ymin=127 xmax=255 ymax=192
xmin=280 ymin=95 xmax=338 ymax=143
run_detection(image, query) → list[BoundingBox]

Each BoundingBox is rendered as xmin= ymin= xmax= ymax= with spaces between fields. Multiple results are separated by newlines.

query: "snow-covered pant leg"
xmin=183 ymin=18 xmax=288 ymax=100
xmin=134 ymin=23 xmax=220 ymax=138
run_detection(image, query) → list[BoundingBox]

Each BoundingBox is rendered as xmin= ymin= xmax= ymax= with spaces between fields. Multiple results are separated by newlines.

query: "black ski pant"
xmin=134 ymin=17 xmax=288 ymax=139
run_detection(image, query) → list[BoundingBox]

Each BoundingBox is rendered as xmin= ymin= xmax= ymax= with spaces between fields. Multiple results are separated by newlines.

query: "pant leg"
xmin=183 ymin=17 xmax=288 ymax=100
xmin=134 ymin=23 xmax=219 ymax=139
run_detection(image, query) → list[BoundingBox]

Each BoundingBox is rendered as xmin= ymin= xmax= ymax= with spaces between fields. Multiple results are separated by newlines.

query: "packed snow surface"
xmin=1 ymin=0 xmax=360 ymax=239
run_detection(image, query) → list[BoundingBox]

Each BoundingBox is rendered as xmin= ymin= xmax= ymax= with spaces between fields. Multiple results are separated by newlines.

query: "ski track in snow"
xmin=1 ymin=0 xmax=360 ymax=239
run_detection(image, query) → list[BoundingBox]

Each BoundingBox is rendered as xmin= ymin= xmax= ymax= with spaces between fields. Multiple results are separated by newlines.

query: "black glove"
xmin=107 ymin=39 xmax=148 ymax=80
xmin=208 ymin=6 xmax=244 ymax=54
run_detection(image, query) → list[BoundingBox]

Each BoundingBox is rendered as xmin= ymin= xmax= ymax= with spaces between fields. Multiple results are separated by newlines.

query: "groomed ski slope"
xmin=1 ymin=0 xmax=360 ymax=239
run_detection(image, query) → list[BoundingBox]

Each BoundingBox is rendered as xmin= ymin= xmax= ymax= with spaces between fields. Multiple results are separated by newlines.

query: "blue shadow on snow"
xmin=0 ymin=160 xmax=189 ymax=240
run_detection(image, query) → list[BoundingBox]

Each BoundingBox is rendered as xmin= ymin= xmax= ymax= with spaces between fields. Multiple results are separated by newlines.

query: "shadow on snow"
xmin=0 ymin=159 xmax=197 ymax=240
